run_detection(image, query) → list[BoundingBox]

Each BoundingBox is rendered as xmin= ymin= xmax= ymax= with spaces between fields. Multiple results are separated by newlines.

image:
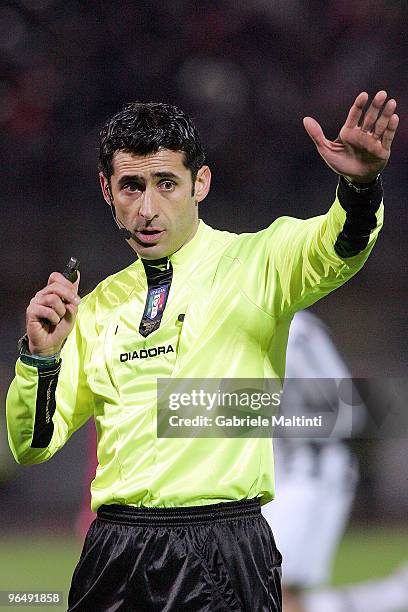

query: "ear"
xmin=99 ymin=172 xmax=113 ymax=206
xmin=194 ymin=166 xmax=211 ymax=203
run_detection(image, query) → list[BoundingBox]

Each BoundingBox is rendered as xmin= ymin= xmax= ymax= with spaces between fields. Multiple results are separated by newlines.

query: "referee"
xmin=6 ymin=91 xmax=398 ymax=611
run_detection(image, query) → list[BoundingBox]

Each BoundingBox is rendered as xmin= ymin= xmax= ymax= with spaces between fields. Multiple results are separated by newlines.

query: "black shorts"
xmin=67 ymin=498 xmax=282 ymax=612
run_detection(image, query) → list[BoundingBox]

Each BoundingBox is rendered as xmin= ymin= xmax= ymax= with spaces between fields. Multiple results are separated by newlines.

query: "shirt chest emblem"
xmin=146 ymin=286 xmax=168 ymax=320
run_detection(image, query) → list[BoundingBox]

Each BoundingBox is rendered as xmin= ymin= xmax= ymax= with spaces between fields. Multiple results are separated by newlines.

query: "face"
xmin=100 ymin=149 xmax=211 ymax=260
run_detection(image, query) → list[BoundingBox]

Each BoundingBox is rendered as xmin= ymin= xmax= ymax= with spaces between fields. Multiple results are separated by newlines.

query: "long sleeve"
xmin=6 ymin=309 xmax=94 ymax=465
xmin=235 ymin=178 xmax=383 ymax=317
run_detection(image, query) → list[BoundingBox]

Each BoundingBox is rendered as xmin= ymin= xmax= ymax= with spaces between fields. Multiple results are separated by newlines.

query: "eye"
xmin=122 ymin=182 xmax=142 ymax=192
xmin=159 ymin=180 xmax=176 ymax=191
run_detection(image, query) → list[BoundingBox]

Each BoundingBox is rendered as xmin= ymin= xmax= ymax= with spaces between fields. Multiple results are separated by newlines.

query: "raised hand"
xmin=303 ymin=91 xmax=399 ymax=183
xmin=26 ymin=272 xmax=81 ymax=357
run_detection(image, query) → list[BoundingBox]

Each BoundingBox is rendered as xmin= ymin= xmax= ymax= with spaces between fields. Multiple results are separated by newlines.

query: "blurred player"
xmin=262 ymin=310 xmax=360 ymax=610
xmin=263 ymin=311 xmax=408 ymax=612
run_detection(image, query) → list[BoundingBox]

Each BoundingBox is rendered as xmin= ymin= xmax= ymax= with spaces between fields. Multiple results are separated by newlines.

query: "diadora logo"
xmin=120 ymin=345 xmax=175 ymax=362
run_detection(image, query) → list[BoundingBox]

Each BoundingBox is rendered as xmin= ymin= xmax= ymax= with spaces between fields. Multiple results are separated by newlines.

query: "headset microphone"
xmin=108 ymin=198 xmax=135 ymax=241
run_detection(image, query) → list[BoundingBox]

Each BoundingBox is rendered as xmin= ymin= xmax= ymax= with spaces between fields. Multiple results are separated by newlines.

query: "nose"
xmin=139 ymin=187 xmax=158 ymax=221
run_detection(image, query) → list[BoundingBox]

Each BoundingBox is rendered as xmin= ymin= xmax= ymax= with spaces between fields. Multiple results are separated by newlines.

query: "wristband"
xmin=18 ymin=334 xmax=61 ymax=369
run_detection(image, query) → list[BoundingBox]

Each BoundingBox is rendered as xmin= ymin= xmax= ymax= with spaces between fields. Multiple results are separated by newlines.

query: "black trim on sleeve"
xmin=30 ymin=362 xmax=61 ymax=448
xmin=334 ymin=176 xmax=383 ymax=258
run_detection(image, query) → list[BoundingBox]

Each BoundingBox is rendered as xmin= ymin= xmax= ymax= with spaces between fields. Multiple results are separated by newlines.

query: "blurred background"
xmin=0 ymin=0 xmax=407 ymax=606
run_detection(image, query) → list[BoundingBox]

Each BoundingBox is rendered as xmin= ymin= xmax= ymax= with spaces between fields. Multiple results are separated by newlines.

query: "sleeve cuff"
xmin=334 ymin=176 xmax=383 ymax=258
xmin=19 ymin=354 xmax=61 ymax=369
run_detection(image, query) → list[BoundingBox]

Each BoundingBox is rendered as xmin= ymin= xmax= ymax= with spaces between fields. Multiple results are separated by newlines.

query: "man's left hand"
xmin=303 ymin=90 xmax=399 ymax=183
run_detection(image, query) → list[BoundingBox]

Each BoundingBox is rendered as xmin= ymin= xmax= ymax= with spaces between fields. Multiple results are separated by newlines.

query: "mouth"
xmin=135 ymin=229 xmax=165 ymax=244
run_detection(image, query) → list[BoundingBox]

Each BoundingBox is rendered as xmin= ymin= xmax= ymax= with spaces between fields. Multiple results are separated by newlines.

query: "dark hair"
xmin=98 ymin=102 xmax=205 ymax=193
